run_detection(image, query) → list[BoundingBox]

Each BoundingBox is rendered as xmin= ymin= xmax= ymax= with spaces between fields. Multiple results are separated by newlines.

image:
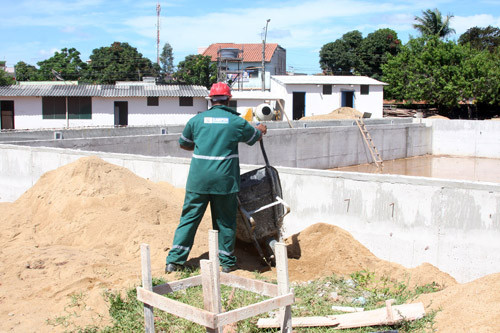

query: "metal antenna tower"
xmin=156 ymin=1 xmax=161 ymax=64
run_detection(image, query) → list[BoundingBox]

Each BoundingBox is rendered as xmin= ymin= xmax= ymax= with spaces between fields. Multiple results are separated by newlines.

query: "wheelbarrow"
xmin=236 ymin=139 xmax=291 ymax=266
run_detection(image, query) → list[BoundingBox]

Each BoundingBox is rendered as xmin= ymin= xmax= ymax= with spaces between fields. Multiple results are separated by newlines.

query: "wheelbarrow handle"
xmin=259 ymin=139 xmax=270 ymax=167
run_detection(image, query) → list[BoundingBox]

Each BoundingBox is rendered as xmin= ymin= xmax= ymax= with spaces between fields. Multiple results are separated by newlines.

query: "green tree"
xmin=382 ymin=36 xmax=500 ymax=111
xmin=357 ymin=28 xmax=401 ymax=80
xmin=413 ymin=8 xmax=455 ymax=39
xmin=84 ymin=42 xmax=157 ymax=84
xmin=0 ymin=69 xmax=14 ymax=85
xmin=14 ymin=61 xmax=41 ymax=81
xmin=458 ymin=26 xmax=500 ymax=53
xmin=461 ymin=48 xmax=500 ymax=106
xmin=319 ymin=30 xmax=363 ymax=74
xmin=37 ymin=47 xmax=87 ymax=81
xmin=173 ymin=54 xmax=216 ymax=88
xmin=159 ymin=42 xmax=174 ymax=78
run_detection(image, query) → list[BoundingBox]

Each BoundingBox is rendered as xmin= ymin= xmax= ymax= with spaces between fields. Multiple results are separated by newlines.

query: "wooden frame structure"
xmin=137 ymin=230 xmax=294 ymax=332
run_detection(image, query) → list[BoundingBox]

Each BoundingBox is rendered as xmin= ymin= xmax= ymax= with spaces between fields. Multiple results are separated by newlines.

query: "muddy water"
xmin=331 ymin=155 xmax=500 ymax=183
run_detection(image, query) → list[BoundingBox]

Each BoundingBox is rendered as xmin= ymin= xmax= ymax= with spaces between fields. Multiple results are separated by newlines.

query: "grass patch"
xmin=56 ymin=269 xmax=442 ymax=332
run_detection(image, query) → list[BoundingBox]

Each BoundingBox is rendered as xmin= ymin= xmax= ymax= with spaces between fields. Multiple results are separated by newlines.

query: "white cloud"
xmin=452 ymin=14 xmax=500 ymax=36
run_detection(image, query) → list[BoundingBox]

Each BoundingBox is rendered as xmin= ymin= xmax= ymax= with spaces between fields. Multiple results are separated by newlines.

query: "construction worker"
xmin=166 ymin=82 xmax=267 ymax=273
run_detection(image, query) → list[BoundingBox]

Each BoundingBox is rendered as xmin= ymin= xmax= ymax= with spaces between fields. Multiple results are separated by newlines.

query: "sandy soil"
xmin=0 ymin=156 xmax=498 ymax=332
xmin=300 ymin=107 xmax=363 ymax=120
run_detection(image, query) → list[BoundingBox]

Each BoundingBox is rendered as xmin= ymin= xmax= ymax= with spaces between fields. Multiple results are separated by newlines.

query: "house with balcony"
xmin=200 ymin=43 xmax=286 ymax=91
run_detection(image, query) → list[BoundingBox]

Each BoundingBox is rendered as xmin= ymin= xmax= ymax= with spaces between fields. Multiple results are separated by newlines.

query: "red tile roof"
xmin=202 ymin=43 xmax=279 ymax=62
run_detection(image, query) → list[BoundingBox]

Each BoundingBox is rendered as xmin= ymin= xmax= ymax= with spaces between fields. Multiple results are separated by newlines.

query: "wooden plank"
xmin=275 ymin=242 xmax=292 ymax=332
xmin=329 ymin=303 xmax=425 ymax=329
xmin=331 ymin=306 xmax=364 ymax=313
xmin=215 ymin=293 xmax=294 ymax=328
xmin=276 ymin=99 xmax=293 ymax=128
xmin=208 ymin=230 xmax=222 ymax=314
xmin=220 ymin=273 xmax=278 ymax=297
xmin=137 ymin=287 xmax=216 ymax=329
xmin=258 ymin=316 xmax=339 ymax=328
xmin=140 ymin=244 xmax=155 ymax=333
xmin=257 ymin=303 xmax=425 ymax=329
xmin=201 ymin=259 xmax=220 ymax=333
xmin=153 ymin=275 xmax=202 ymax=294
xmin=385 ymin=299 xmax=395 ymax=324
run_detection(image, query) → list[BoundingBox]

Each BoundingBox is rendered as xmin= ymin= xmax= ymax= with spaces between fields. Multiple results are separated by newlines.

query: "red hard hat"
xmin=209 ymin=82 xmax=232 ymax=98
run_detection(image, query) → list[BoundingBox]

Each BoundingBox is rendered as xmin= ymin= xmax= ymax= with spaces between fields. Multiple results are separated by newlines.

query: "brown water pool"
xmin=330 ymin=155 xmax=500 ymax=183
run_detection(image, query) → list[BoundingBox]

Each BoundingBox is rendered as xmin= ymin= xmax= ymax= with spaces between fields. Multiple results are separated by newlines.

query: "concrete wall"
xmin=4 ymin=121 xmax=431 ymax=170
xmin=1 ymin=144 xmax=499 ymax=283
xmin=419 ymin=119 xmax=500 ymax=158
xmin=8 ymin=96 xmax=207 ymax=130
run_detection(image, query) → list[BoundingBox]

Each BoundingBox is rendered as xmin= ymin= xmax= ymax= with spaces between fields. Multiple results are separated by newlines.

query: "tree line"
xmin=6 ymin=42 xmax=217 ymax=88
xmin=319 ymin=8 xmax=500 ymax=117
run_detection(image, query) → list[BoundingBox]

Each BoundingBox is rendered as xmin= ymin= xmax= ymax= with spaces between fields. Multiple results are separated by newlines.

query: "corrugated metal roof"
xmin=271 ymin=75 xmax=388 ymax=86
xmin=0 ymin=84 xmax=209 ymax=97
xmin=202 ymin=43 xmax=279 ymax=62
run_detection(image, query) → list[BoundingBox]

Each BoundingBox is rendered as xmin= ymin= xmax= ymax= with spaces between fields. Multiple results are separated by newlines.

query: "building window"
xmin=42 ymin=97 xmax=91 ymax=119
xmin=147 ymin=96 xmax=159 ymax=106
xmin=42 ymin=97 xmax=66 ymax=119
xmin=360 ymin=85 xmax=369 ymax=95
xmin=322 ymin=85 xmax=332 ymax=95
xmin=179 ymin=97 xmax=193 ymax=107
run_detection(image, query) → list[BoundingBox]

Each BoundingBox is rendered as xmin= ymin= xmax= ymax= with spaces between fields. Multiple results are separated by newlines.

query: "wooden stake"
xmin=201 ymin=260 xmax=219 ymax=332
xmin=208 ymin=230 xmax=223 ymax=333
xmin=275 ymin=242 xmax=292 ymax=332
xmin=140 ymin=243 xmax=155 ymax=333
xmin=385 ymin=299 xmax=395 ymax=324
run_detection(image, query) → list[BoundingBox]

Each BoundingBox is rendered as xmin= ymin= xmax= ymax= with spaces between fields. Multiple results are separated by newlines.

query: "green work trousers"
xmin=166 ymin=191 xmax=238 ymax=268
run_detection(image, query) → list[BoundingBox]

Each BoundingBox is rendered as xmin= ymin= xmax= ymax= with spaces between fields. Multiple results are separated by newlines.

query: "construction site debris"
xmin=257 ymin=302 xmax=425 ymax=329
xmin=0 ymin=156 xmax=499 ymax=332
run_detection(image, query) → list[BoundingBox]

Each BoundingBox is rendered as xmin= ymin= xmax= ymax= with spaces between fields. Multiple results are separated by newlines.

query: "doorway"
xmin=114 ymin=101 xmax=128 ymax=126
xmin=292 ymin=92 xmax=305 ymax=120
xmin=341 ymin=91 xmax=354 ymax=108
xmin=1 ymin=100 xmax=14 ymax=130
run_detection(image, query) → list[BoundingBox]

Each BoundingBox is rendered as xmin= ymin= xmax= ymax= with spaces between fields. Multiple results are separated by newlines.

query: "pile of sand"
xmin=1 ymin=156 xmax=499 ymax=332
xmin=300 ymin=107 xmax=362 ymax=120
xmin=426 ymin=114 xmax=450 ymax=119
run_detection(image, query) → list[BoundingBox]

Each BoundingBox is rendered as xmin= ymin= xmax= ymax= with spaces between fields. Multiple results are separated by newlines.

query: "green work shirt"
xmin=179 ymin=105 xmax=262 ymax=194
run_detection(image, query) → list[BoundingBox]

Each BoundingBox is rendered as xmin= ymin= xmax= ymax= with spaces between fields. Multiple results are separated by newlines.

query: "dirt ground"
xmin=1 ymin=156 xmax=499 ymax=332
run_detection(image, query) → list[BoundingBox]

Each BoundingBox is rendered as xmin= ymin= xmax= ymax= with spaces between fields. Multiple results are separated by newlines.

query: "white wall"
xmin=269 ymin=81 xmax=384 ymax=120
xmin=420 ymin=119 xmax=500 ymax=158
xmin=1 ymin=144 xmax=499 ymax=283
xmin=9 ymin=96 xmax=208 ymax=129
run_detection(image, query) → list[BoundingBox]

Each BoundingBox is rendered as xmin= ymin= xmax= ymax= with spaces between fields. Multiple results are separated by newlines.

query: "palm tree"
xmin=413 ymin=8 xmax=456 ymax=39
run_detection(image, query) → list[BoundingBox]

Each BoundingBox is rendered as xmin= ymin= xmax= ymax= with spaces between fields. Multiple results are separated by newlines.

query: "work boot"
xmin=221 ymin=265 xmax=238 ymax=273
xmin=165 ymin=263 xmax=183 ymax=273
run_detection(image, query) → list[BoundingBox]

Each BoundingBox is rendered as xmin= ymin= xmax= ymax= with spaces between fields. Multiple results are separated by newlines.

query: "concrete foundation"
xmin=1 ymin=119 xmax=500 ymax=283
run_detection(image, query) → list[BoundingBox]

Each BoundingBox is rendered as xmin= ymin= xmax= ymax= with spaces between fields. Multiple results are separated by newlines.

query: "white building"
xmin=270 ymin=75 xmax=387 ymax=119
xmin=201 ymin=43 xmax=286 ymax=91
xmin=0 ymin=82 xmax=208 ymax=130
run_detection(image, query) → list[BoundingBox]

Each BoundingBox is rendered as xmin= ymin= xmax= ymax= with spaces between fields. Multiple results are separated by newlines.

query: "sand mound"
xmin=300 ymin=107 xmax=362 ymax=120
xmin=416 ymin=272 xmax=500 ymax=331
xmin=0 ymin=157 xmax=495 ymax=332
xmin=283 ymin=223 xmax=457 ymax=287
xmin=426 ymin=114 xmax=450 ymax=119
xmin=0 ymin=156 xmax=213 ymax=332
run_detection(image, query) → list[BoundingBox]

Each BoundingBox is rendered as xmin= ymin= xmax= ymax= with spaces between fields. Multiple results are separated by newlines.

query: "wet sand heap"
xmin=1 ymin=156 xmax=499 ymax=332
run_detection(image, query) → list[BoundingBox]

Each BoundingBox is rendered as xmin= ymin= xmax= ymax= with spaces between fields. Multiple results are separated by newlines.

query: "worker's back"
xmin=182 ymin=105 xmax=261 ymax=195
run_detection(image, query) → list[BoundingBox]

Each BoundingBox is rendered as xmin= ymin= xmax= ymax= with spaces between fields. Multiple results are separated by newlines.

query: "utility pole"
xmin=156 ymin=1 xmax=161 ymax=65
xmin=261 ymin=19 xmax=270 ymax=91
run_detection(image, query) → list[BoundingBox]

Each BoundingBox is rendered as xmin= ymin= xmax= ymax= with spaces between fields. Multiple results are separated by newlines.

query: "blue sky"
xmin=2 ymin=0 xmax=500 ymax=74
